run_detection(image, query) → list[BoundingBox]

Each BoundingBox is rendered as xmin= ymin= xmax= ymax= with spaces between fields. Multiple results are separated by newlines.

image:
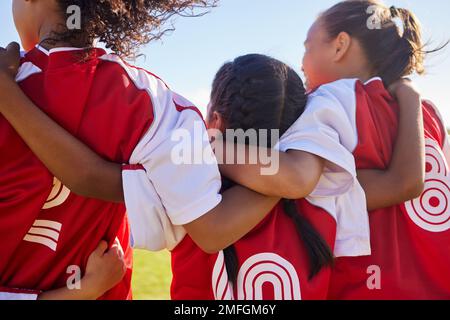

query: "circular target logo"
xmin=405 ymin=139 xmax=450 ymax=233
xmin=43 ymin=177 xmax=71 ymax=210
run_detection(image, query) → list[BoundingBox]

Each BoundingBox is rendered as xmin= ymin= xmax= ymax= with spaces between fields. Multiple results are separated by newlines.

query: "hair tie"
xmin=389 ymin=6 xmax=405 ymax=38
xmin=390 ymin=5 xmax=398 ymax=17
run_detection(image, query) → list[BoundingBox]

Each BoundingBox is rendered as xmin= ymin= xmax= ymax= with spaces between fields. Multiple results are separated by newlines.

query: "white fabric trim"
xmin=35 ymin=45 xmax=85 ymax=56
xmin=364 ymin=76 xmax=382 ymax=85
xmin=122 ymin=169 xmax=187 ymax=251
xmin=0 ymin=292 xmax=38 ymax=300
xmin=15 ymin=62 xmax=42 ymax=83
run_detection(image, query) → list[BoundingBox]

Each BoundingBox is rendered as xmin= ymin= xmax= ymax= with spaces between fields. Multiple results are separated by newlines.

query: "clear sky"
xmin=1 ymin=0 xmax=449 ymax=122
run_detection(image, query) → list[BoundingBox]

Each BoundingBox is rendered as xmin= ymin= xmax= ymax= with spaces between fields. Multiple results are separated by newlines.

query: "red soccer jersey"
xmin=171 ymin=199 xmax=337 ymax=300
xmin=171 ymin=78 xmax=374 ymax=301
xmin=328 ymin=78 xmax=450 ymax=299
xmin=0 ymin=45 xmax=156 ymax=299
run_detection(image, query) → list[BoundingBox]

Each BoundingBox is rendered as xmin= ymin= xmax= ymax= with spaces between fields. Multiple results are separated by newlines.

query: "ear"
xmin=207 ymin=110 xmax=226 ymax=132
xmin=333 ymin=32 xmax=352 ymax=62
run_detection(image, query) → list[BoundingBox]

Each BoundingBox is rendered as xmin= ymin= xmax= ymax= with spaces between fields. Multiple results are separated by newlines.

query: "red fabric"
xmin=171 ymin=199 xmax=337 ymax=300
xmin=0 ymin=117 xmax=53 ymax=273
xmin=328 ymin=79 xmax=450 ymax=299
xmin=0 ymin=286 xmax=41 ymax=295
xmin=0 ymin=47 xmax=154 ymax=300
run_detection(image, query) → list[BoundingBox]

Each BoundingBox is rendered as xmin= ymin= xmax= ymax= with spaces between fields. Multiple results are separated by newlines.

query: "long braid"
xmin=282 ymin=199 xmax=334 ymax=279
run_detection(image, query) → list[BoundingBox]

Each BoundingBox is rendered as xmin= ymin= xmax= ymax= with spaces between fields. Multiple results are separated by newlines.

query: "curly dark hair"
xmin=46 ymin=0 xmax=218 ymax=57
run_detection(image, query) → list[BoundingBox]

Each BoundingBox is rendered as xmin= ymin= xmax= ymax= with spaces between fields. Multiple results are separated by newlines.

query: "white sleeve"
xmin=122 ymin=167 xmax=188 ymax=251
xmin=138 ymin=109 xmax=222 ymax=226
xmin=277 ymin=79 xmax=371 ymax=257
xmin=276 ymin=79 xmax=359 ymax=196
xmin=122 ymin=82 xmax=222 ymax=251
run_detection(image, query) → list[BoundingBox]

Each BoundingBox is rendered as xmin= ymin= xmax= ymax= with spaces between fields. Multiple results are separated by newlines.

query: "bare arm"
xmin=218 ymin=145 xmax=325 ymax=200
xmin=185 ymin=186 xmax=280 ymax=254
xmin=357 ymin=80 xmax=425 ymax=211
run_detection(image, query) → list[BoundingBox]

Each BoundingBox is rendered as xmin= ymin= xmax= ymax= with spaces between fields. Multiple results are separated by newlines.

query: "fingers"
xmin=6 ymin=42 xmax=20 ymax=56
xmin=94 ymin=240 xmax=109 ymax=256
xmin=388 ymin=78 xmax=415 ymax=96
xmin=107 ymin=239 xmax=126 ymax=273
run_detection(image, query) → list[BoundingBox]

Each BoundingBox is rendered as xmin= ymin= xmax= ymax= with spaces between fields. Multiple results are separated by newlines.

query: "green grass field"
xmin=132 ymin=250 xmax=172 ymax=300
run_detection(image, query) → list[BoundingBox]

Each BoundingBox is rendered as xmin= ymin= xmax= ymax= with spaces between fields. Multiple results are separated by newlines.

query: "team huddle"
xmin=0 ymin=0 xmax=449 ymax=300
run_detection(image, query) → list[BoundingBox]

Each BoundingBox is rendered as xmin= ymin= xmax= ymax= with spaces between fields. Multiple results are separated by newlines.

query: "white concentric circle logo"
xmin=212 ymin=252 xmax=301 ymax=300
xmin=405 ymin=139 xmax=450 ymax=232
xmin=43 ymin=178 xmax=71 ymax=210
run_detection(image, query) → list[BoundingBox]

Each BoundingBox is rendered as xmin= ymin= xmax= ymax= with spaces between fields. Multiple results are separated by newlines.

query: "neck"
xmin=37 ymin=20 xmax=90 ymax=50
xmin=337 ymin=63 xmax=375 ymax=84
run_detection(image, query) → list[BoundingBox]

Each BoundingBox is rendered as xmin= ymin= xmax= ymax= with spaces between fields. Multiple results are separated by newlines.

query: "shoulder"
xmin=98 ymin=54 xmax=170 ymax=98
xmin=306 ymin=79 xmax=359 ymax=118
xmin=309 ymin=79 xmax=358 ymax=101
xmin=99 ymin=54 xmax=204 ymax=120
xmin=303 ymin=79 xmax=359 ymax=128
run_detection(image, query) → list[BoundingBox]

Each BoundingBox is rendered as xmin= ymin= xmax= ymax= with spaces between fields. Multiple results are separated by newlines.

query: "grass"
xmin=131 ymin=249 xmax=172 ymax=300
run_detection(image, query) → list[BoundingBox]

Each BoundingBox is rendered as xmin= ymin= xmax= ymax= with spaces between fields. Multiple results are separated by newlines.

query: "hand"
xmin=0 ymin=42 xmax=20 ymax=80
xmin=388 ymin=78 xmax=420 ymax=102
xmin=81 ymin=239 xmax=127 ymax=299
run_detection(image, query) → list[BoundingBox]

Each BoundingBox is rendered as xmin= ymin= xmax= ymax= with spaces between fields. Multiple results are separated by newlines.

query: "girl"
xmin=219 ymin=0 xmax=449 ymax=299
xmin=308 ymin=0 xmax=450 ymax=300
xmin=172 ymin=55 xmax=424 ymax=300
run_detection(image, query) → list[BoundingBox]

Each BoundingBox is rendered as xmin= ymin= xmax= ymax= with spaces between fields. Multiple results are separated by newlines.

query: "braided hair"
xmin=209 ymin=54 xmax=334 ymax=284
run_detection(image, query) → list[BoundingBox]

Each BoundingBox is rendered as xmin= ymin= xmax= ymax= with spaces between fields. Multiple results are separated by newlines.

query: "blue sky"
xmin=1 ymin=0 xmax=449 ymax=123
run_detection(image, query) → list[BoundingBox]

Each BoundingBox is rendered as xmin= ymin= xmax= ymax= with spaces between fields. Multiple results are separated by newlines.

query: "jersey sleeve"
xmin=276 ymin=79 xmax=371 ymax=258
xmin=121 ymin=72 xmax=222 ymax=252
xmin=0 ymin=287 xmax=40 ymax=300
xmin=276 ymin=79 xmax=359 ymax=196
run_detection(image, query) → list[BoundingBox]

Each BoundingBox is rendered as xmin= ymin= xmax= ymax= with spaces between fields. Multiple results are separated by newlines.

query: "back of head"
xmin=210 ymin=54 xmax=333 ymax=283
xmin=320 ymin=0 xmax=443 ymax=86
xmin=209 ymin=54 xmax=307 ymax=146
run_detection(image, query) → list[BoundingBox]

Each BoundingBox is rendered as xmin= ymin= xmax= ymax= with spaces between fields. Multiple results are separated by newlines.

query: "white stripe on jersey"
xmin=23 ymin=234 xmax=58 ymax=252
xmin=32 ymin=220 xmax=62 ymax=231
xmin=27 ymin=227 xmax=60 ymax=242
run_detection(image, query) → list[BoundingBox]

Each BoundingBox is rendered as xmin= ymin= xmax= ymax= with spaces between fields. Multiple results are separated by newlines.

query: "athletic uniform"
xmin=328 ymin=78 xmax=450 ymax=299
xmin=171 ymin=80 xmax=373 ymax=300
xmin=0 ymin=103 xmax=52 ymax=275
xmin=0 ymin=45 xmax=213 ymax=300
